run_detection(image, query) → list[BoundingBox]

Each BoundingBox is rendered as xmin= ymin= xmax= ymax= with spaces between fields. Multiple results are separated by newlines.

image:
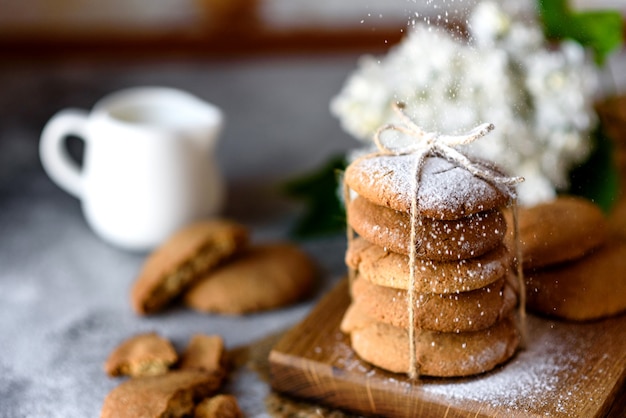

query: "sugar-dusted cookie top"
xmin=345 ymin=155 xmax=512 ymax=219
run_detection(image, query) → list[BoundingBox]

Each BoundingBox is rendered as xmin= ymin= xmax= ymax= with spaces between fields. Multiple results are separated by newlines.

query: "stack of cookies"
xmin=340 ymin=154 xmax=521 ymax=377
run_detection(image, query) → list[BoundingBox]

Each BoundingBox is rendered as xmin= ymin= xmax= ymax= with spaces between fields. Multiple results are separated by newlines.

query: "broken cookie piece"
xmin=104 ymin=332 xmax=177 ymax=377
xmin=100 ymin=370 xmax=221 ymax=418
xmin=179 ymin=334 xmax=228 ymax=381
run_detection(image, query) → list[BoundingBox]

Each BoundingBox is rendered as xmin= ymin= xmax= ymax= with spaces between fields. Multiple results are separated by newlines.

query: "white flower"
xmin=330 ymin=1 xmax=599 ymax=206
xmin=470 ymin=1 xmax=512 ymax=47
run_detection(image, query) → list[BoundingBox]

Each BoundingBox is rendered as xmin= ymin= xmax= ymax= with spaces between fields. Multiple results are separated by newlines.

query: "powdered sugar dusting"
xmin=330 ymin=314 xmax=620 ymax=416
xmin=417 ymin=315 xmax=612 ymax=416
xmin=346 ymin=155 xmax=511 ymax=219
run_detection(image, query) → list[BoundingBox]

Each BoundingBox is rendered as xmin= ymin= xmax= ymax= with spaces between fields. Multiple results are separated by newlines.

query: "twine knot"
xmin=373 ymin=102 xmax=524 ymax=187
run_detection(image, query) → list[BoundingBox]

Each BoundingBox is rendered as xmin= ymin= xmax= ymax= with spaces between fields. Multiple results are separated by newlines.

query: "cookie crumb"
xmin=194 ymin=394 xmax=243 ymax=418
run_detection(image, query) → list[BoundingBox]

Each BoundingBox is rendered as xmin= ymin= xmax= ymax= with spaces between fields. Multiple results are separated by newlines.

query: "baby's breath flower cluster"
xmin=330 ymin=1 xmax=599 ymax=205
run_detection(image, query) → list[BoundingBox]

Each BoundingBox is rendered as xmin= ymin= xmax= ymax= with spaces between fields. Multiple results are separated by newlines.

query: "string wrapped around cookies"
xmin=341 ymin=102 xmax=526 ymax=380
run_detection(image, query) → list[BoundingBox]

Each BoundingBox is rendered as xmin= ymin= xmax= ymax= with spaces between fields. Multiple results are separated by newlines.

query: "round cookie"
xmin=505 ymin=195 xmax=608 ymax=270
xmin=184 ymin=243 xmax=316 ymax=315
xmin=350 ymin=274 xmax=517 ymax=333
xmin=526 ymin=238 xmax=626 ymax=321
xmin=342 ymin=308 xmax=519 ymax=377
xmin=346 ymin=237 xmax=512 ymax=293
xmin=345 ymin=155 xmax=512 ymax=220
xmin=348 ymin=196 xmax=507 ymax=261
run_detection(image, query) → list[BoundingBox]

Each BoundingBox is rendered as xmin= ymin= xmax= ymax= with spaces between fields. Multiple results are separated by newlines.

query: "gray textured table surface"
xmin=0 ymin=55 xmax=357 ymax=417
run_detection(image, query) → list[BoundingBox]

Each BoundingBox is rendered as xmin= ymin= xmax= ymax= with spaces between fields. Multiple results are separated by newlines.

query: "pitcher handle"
xmin=39 ymin=109 xmax=89 ymax=198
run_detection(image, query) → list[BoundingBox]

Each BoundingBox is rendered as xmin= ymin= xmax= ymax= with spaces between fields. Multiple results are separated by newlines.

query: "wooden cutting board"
xmin=269 ymin=278 xmax=626 ymax=417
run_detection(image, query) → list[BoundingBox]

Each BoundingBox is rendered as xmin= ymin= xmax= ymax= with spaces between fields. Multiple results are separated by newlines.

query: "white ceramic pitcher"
xmin=40 ymin=87 xmax=225 ymax=251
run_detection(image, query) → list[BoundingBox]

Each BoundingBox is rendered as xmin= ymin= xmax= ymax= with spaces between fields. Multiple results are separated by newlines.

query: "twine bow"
xmin=373 ymin=102 xmax=523 ymax=187
xmin=346 ymin=102 xmax=526 ymax=380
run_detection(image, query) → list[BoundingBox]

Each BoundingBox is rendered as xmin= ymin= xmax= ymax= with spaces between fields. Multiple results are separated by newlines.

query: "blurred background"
xmin=0 ymin=0 xmax=621 ymax=59
xmin=0 ymin=1 xmax=623 ymax=70
xmin=0 ymin=0 xmax=413 ymax=59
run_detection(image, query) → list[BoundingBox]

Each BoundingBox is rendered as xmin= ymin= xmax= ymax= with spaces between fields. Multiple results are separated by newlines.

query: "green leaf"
xmin=538 ymin=0 xmax=571 ymax=40
xmin=538 ymin=0 xmax=623 ymax=65
xmin=571 ymin=12 xmax=623 ymax=65
xmin=282 ymin=154 xmax=347 ymax=238
xmin=568 ymin=127 xmax=620 ymax=213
